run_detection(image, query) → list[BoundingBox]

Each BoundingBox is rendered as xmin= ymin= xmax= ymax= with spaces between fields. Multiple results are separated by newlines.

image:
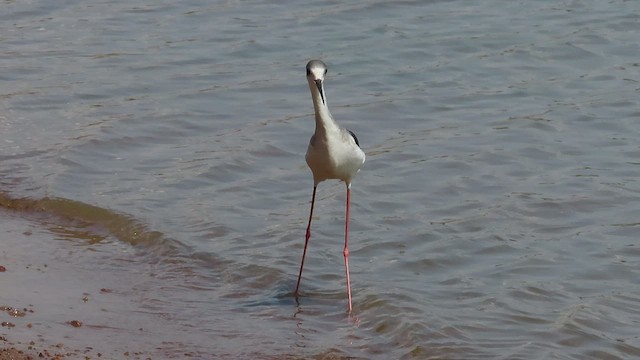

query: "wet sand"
xmin=0 ymin=344 xmax=84 ymax=360
xmin=0 ymin=210 xmax=152 ymax=360
xmin=0 ymin=195 xmax=340 ymax=360
xmin=0 ymin=347 xmax=35 ymax=360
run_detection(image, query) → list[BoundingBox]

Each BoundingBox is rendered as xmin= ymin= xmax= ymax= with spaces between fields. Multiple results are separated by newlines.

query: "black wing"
xmin=347 ymin=130 xmax=360 ymax=148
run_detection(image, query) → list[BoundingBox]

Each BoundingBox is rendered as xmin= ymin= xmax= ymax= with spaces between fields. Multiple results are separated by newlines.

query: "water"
xmin=1 ymin=0 xmax=639 ymax=358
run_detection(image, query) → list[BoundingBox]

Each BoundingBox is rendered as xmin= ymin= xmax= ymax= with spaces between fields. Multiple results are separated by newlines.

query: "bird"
xmin=295 ymin=60 xmax=366 ymax=313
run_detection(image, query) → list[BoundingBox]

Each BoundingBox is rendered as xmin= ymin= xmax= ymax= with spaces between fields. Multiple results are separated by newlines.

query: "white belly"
xmin=306 ymin=133 xmax=365 ymax=184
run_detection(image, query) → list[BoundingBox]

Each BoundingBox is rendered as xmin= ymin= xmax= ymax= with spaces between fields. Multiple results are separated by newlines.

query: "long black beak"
xmin=315 ymin=79 xmax=325 ymax=104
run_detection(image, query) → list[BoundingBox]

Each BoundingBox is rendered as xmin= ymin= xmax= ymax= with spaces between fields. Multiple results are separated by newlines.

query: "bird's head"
xmin=306 ymin=60 xmax=328 ymax=104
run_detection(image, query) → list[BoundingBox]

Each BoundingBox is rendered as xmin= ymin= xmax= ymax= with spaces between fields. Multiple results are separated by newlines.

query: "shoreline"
xmin=0 ymin=211 xmax=152 ymax=359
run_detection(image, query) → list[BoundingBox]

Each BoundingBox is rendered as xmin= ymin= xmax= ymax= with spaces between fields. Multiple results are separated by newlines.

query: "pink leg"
xmin=296 ymin=185 xmax=317 ymax=295
xmin=344 ymin=184 xmax=353 ymax=312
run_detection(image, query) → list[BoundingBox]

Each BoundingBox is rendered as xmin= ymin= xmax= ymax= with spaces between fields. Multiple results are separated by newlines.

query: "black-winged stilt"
xmin=295 ymin=60 xmax=366 ymax=313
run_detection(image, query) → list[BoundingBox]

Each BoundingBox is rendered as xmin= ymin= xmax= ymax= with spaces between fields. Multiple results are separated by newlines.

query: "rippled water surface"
xmin=2 ymin=0 xmax=640 ymax=358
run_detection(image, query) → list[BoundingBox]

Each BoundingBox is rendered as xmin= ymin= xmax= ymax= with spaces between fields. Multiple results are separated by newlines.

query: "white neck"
xmin=308 ymin=79 xmax=338 ymax=136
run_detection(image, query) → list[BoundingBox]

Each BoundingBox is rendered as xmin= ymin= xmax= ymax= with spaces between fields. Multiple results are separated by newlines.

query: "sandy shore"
xmin=0 ymin=212 xmax=83 ymax=359
xmin=0 ymin=345 xmax=81 ymax=360
xmin=0 ymin=211 xmax=153 ymax=359
xmin=0 ymin=347 xmax=35 ymax=360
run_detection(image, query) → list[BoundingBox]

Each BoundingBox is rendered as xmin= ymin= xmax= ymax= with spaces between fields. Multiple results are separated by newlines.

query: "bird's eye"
xmin=306 ymin=69 xmax=311 ymax=76
xmin=324 ymin=69 xmax=328 ymax=75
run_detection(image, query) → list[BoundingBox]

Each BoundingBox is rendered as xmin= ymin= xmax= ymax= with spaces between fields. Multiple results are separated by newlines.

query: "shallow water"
xmin=1 ymin=0 xmax=640 ymax=358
